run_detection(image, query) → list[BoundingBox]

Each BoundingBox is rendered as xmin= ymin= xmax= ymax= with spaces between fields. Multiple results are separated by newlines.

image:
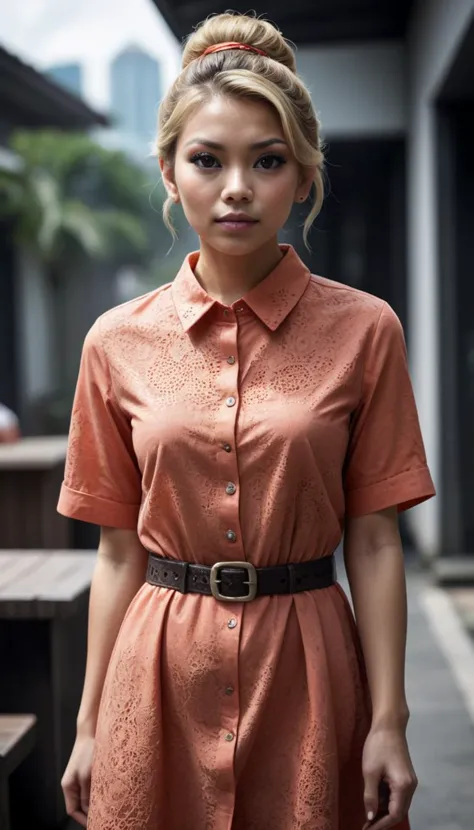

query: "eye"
xmin=190 ymin=152 xmax=220 ymax=170
xmin=255 ymin=154 xmax=287 ymax=170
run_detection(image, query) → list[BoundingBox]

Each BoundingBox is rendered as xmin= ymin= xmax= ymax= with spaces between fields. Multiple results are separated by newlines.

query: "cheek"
xmin=261 ymin=176 xmax=297 ymax=217
xmin=176 ymin=172 xmax=218 ymax=225
xmin=260 ymin=166 xmax=298 ymax=197
xmin=174 ymin=163 xmax=298 ymax=220
xmin=175 ymin=168 xmax=201 ymax=202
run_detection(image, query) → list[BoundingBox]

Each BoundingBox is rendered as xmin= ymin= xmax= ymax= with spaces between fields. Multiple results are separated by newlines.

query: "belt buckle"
xmin=210 ymin=561 xmax=258 ymax=602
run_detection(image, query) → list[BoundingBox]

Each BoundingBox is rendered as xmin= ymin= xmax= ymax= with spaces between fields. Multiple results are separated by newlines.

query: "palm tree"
xmin=0 ymin=129 xmax=150 ymax=269
xmin=0 ymin=129 xmax=161 ymax=433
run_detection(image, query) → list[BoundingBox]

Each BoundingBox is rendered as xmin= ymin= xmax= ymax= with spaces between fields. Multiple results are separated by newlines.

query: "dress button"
xmin=228 ymin=618 xmax=237 ymax=629
xmin=223 ymin=443 xmax=232 ymax=453
xmin=226 ymin=530 xmax=237 ymax=543
xmin=227 ymin=355 xmax=236 ymax=365
xmin=226 ymin=396 xmax=236 ymax=407
xmin=225 ymin=732 xmax=235 ymax=742
xmin=225 ymin=685 xmax=235 ymax=696
xmin=226 ymin=482 xmax=237 ymax=495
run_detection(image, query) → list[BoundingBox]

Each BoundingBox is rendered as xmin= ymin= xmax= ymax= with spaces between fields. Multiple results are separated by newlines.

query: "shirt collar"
xmin=172 ymin=244 xmax=311 ymax=333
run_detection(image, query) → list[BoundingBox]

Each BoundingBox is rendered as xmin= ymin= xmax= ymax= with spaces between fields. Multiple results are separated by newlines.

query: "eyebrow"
xmin=184 ymin=138 xmax=288 ymax=150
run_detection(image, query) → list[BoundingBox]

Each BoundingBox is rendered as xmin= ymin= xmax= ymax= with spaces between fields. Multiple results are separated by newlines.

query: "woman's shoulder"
xmin=100 ymin=282 xmax=174 ymax=330
xmin=91 ymin=281 xmax=174 ymax=338
xmin=82 ymin=282 xmax=175 ymax=361
xmin=305 ymin=273 xmax=401 ymax=333
xmin=309 ymin=273 xmax=384 ymax=311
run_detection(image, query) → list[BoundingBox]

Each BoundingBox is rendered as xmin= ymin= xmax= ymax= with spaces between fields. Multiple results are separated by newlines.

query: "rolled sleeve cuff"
xmin=57 ymin=482 xmax=140 ymax=529
xmin=345 ymin=466 xmax=436 ymax=518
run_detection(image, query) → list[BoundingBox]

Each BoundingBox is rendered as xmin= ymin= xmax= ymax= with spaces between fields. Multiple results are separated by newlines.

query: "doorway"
xmin=288 ymin=137 xmax=407 ymax=328
xmin=437 ymin=103 xmax=474 ymax=554
xmin=436 ymin=14 xmax=474 ymax=555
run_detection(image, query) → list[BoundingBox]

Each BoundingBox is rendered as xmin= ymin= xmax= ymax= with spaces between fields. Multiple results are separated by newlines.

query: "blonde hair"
xmin=156 ymin=12 xmax=325 ymax=246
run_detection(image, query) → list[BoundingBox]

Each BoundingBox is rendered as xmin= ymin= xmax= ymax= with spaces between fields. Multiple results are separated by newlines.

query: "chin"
xmin=201 ymin=228 xmax=277 ymax=257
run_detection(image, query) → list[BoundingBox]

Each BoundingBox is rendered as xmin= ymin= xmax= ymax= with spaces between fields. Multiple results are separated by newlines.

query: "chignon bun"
xmin=181 ymin=12 xmax=297 ymax=73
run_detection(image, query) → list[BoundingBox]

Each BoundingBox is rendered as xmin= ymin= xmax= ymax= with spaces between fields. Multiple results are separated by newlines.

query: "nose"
xmin=221 ymin=166 xmax=253 ymax=203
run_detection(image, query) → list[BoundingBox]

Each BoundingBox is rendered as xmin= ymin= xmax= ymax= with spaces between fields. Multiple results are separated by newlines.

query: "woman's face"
xmin=162 ymin=95 xmax=312 ymax=257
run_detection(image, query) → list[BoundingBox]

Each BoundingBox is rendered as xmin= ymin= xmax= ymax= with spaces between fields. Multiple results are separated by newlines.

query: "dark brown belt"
xmin=146 ymin=552 xmax=336 ymax=603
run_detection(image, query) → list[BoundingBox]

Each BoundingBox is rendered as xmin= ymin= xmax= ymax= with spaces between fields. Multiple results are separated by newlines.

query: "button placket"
xmin=220 ymin=609 xmax=241 ymax=756
xmin=214 ymin=316 xmax=244 ymax=768
xmin=217 ymin=319 xmax=243 ymax=557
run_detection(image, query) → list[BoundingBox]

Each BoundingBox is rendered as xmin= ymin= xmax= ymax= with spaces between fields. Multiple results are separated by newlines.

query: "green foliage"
xmin=0 ymin=129 xmax=155 ymax=266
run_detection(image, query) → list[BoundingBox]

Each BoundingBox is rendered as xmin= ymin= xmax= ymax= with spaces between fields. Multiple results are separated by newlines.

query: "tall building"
xmin=110 ymin=45 xmax=161 ymax=147
xmin=46 ymin=62 xmax=83 ymax=96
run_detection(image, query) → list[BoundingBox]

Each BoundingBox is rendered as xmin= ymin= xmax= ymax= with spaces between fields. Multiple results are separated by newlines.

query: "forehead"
xmin=178 ymin=95 xmax=285 ymax=147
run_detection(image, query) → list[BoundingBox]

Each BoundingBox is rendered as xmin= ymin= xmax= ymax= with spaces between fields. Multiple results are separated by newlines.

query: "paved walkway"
xmin=339 ymin=555 xmax=474 ymax=830
xmin=405 ymin=569 xmax=474 ymax=829
xmin=448 ymin=584 xmax=474 ymax=640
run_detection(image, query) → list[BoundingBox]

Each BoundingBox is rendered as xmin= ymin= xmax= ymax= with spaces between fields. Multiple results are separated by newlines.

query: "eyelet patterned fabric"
xmin=58 ymin=245 xmax=434 ymax=830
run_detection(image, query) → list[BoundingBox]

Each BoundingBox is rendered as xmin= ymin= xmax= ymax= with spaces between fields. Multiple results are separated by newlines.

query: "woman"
xmin=59 ymin=12 xmax=435 ymax=830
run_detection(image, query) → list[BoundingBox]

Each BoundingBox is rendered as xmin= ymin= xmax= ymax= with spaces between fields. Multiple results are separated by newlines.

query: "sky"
xmin=1 ymin=0 xmax=182 ymax=111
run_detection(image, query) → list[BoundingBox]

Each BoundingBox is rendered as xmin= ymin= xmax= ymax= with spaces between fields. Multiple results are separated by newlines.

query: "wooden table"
xmin=0 ymin=714 xmax=37 ymax=830
xmin=0 ymin=550 xmax=96 ymax=828
xmin=0 ymin=436 xmax=70 ymax=549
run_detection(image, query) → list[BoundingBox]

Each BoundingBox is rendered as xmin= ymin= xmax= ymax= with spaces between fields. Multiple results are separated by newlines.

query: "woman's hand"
xmin=61 ymin=733 xmax=95 ymax=827
xmin=361 ymin=726 xmax=418 ymax=830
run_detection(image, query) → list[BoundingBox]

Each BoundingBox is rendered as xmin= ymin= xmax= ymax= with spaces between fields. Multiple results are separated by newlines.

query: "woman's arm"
xmin=62 ymin=527 xmax=148 ymax=825
xmin=344 ymin=506 xmax=417 ymax=829
xmin=344 ymin=506 xmax=409 ymax=729
xmin=76 ymin=527 xmax=149 ymax=737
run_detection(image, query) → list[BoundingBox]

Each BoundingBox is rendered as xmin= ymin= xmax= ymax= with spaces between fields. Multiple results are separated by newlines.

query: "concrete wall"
xmin=59 ymin=260 xmax=118 ymax=389
xmin=15 ymin=248 xmax=56 ymax=419
xmin=297 ymin=42 xmax=406 ymax=137
xmin=15 ymin=251 xmax=117 ymax=429
xmin=406 ymin=0 xmax=474 ymax=557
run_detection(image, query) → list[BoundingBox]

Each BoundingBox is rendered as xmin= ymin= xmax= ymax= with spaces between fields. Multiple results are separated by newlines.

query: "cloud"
xmin=1 ymin=0 xmax=181 ymax=107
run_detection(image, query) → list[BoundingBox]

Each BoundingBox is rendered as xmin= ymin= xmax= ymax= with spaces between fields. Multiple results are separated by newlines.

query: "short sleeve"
xmin=57 ymin=318 xmax=142 ymax=528
xmin=344 ymin=302 xmax=435 ymax=518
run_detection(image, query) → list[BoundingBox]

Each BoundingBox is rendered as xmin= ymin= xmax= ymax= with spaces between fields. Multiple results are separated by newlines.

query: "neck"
xmin=194 ymin=238 xmax=284 ymax=306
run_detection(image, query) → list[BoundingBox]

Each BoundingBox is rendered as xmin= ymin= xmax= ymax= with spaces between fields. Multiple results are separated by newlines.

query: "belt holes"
xmin=192 ymin=575 xmax=197 ymax=582
xmin=173 ymin=573 xmax=179 ymax=581
xmin=202 ymin=576 xmax=208 ymax=584
xmin=163 ymin=571 xmax=168 ymax=578
xmin=280 ymin=577 xmax=286 ymax=584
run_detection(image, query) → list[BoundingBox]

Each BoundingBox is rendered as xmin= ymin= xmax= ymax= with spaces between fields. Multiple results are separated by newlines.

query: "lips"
xmin=216 ymin=215 xmax=258 ymax=223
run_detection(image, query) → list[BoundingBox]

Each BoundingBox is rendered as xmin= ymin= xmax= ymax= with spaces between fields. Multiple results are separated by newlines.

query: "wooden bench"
xmin=0 ymin=715 xmax=37 ymax=830
xmin=0 ymin=551 xmax=96 ymax=829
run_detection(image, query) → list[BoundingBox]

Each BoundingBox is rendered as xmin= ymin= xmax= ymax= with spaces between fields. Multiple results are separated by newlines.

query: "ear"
xmin=159 ymin=158 xmax=180 ymax=203
xmin=295 ymin=166 xmax=317 ymax=204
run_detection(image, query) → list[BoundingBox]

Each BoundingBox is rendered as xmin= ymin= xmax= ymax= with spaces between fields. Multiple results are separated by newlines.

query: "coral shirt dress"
xmin=57 ymin=244 xmax=435 ymax=830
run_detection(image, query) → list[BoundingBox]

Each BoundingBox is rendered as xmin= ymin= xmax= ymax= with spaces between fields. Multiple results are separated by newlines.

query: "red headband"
xmin=201 ymin=42 xmax=268 ymax=58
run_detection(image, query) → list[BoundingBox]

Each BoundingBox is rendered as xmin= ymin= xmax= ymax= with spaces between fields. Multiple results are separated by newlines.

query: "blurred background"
xmin=0 ymin=1 xmax=473 ymax=829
